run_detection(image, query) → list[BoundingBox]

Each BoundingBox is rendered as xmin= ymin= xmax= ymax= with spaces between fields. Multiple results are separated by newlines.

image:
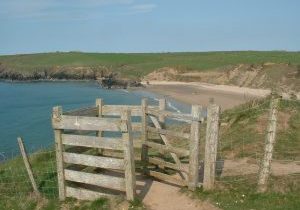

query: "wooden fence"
xmin=52 ymin=98 xmax=220 ymax=201
xmin=52 ymin=105 xmax=136 ymax=201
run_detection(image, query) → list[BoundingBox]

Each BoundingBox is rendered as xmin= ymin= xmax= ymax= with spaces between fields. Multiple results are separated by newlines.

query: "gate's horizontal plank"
xmin=52 ymin=115 xmax=122 ymax=131
xmin=103 ymin=105 xmax=142 ymax=116
xmin=63 ymin=152 xmax=125 ymax=170
xmin=147 ymin=108 xmax=201 ymax=122
xmin=66 ymin=186 xmax=117 ymax=200
xmin=62 ymin=134 xmax=124 ymax=150
xmin=147 ymin=126 xmax=190 ymax=139
xmin=102 ymin=105 xmax=156 ymax=116
xmin=145 ymin=141 xmax=189 ymax=157
xmin=64 ymin=169 xmax=125 ymax=191
xmin=64 ymin=107 xmax=97 ymax=116
xmin=131 ymin=123 xmax=142 ymax=132
xmin=148 ymin=157 xmax=188 ymax=173
xmin=149 ymin=170 xmax=187 ymax=186
xmin=102 ymin=150 xmax=142 ymax=161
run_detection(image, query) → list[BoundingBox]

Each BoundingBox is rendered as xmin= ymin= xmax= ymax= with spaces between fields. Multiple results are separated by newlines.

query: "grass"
xmin=0 ymin=149 xmax=121 ymax=210
xmin=218 ymin=98 xmax=300 ymax=160
xmin=192 ymin=174 xmax=300 ymax=210
xmin=1 ymin=51 xmax=300 ymax=78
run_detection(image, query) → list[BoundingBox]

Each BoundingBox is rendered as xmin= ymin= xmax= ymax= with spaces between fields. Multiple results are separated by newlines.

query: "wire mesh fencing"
xmin=211 ymin=97 xmax=300 ymax=193
xmin=0 ymin=148 xmax=58 ymax=203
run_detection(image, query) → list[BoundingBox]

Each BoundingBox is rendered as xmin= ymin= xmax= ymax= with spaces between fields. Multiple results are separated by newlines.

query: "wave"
xmin=151 ymin=96 xmax=182 ymax=113
xmin=167 ymin=101 xmax=181 ymax=113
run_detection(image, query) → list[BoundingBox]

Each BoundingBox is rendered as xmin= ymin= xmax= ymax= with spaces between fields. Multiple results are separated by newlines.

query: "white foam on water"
xmin=153 ymin=97 xmax=159 ymax=102
xmin=120 ymin=89 xmax=129 ymax=93
xmin=167 ymin=101 xmax=181 ymax=113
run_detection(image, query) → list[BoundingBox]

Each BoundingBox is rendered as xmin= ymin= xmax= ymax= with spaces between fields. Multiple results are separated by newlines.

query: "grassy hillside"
xmin=219 ymin=97 xmax=300 ymax=160
xmin=192 ymin=97 xmax=300 ymax=210
xmin=0 ymin=51 xmax=299 ymax=76
xmin=1 ymin=51 xmax=299 ymax=92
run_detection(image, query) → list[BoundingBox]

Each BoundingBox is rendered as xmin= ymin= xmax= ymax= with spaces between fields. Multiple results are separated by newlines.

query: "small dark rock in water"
xmin=98 ymin=77 xmax=143 ymax=89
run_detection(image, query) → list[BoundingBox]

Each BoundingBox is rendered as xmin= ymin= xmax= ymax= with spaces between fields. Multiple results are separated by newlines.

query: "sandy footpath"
xmin=142 ymin=81 xmax=271 ymax=110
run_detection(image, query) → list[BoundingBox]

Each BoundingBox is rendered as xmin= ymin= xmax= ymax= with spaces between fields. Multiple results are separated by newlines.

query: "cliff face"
xmin=0 ymin=65 xmax=106 ymax=80
xmin=144 ymin=63 xmax=300 ymax=93
xmin=0 ymin=64 xmax=143 ymax=88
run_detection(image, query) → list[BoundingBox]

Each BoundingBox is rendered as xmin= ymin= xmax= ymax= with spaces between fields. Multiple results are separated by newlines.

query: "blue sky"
xmin=0 ymin=0 xmax=299 ymax=54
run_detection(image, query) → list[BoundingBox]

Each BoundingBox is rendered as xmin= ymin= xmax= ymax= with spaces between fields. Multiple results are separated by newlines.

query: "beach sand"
xmin=142 ymin=81 xmax=271 ymax=110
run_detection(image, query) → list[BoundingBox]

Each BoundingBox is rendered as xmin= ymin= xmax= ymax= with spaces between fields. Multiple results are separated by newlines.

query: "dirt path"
xmin=136 ymin=177 xmax=219 ymax=210
xmin=134 ymin=159 xmax=300 ymax=210
xmin=219 ymin=159 xmax=300 ymax=176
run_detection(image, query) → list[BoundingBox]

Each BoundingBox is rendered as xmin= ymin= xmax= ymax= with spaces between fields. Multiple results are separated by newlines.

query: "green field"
xmin=1 ymin=51 xmax=300 ymax=78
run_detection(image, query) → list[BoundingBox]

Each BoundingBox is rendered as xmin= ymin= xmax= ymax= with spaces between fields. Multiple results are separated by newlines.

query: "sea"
xmin=0 ymin=81 xmax=191 ymax=159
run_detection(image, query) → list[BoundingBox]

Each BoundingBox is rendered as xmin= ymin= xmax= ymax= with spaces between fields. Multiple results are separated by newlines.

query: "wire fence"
xmin=0 ymin=149 xmax=58 ymax=203
xmin=213 ymin=97 xmax=300 ymax=193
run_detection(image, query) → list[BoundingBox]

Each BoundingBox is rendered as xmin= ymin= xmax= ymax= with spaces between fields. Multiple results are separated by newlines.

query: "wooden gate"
xmin=52 ymin=97 xmax=216 ymax=201
xmin=52 ymin=105 xmax=136 ymax=201
xmin=141 ymin=98 xmax=202 ymax=190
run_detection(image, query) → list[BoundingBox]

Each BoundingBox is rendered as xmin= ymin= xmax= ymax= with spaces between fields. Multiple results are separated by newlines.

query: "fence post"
xmin=188 ymin=105 xmax=202 ymax=191
xmin=159 ymin=98 xmax=166 ymax=128
xmin=17 ymin=137 xmax=40 ymax=197
xmin=257 ymin=96 xmax=280 ymax=193
xmin=121 ymin=109 xmax=136 ymax=201
xmin=52 ymin=106 xmax=66 ymax=201
xmin=203 ymin=103 xmax=220 ymax=190
xmin=96 ymin=98 xmax=103 ymax=136
xmin=141 ymin=98 xmax=149 ymax=175
xmin=96 ymin=98 xmax=104 ymax=154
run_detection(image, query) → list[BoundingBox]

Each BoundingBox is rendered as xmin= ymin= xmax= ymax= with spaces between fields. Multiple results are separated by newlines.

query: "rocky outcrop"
xmin=0 ymin=64 xmax=143 ymax=88
xmin=98 ymin=77 xmax=143 ymax=89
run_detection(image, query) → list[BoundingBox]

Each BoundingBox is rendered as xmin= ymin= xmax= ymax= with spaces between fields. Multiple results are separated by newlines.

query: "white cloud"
xmin=129 ymin=4 xmax=157 ymax=14
xmin=0 ymin=0 xmax=136 ymax=20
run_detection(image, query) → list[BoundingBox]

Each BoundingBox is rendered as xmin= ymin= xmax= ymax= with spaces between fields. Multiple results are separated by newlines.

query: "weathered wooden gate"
xmin=52 ymin=104 xmax=136 ymax=201
xmin=52 ymin=98 xmax=219 ymax=201
xmin=141 ymin=98 xmax=202 ymax=190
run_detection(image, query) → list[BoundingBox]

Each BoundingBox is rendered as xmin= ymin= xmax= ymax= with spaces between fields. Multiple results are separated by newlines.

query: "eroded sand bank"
xmin=142 ymin=81 xmax=271 ymax=110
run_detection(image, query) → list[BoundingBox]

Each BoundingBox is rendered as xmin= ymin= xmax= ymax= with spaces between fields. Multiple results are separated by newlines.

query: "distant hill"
xmin=0 ymin=51 xmax=299 ymax=92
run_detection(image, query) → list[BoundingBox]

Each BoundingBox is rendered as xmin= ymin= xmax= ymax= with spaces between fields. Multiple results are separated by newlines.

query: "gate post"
xmin=96 ymin=98 xmax=104 ymax=154
xmin=141 ymin=98 xmax=149 ymax=175
xmin=96 ymin=98 xmax=103 ymax=136
xmin=121 ymin=109 xmax=136 ymax=201
xmin=188 ymin=105 xmax=202 ymax=190
xmin=159 ymin=98 xmax=166 ymax=128
xmin=52 ymin=106 xmax=66 ymax=201
xmin=203 ymin=103 xmax=220 ymax=190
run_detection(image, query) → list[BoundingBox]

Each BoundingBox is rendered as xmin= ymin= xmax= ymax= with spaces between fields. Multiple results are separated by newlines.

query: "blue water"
xmin=0 ymin=81 xmax=190 ymax=157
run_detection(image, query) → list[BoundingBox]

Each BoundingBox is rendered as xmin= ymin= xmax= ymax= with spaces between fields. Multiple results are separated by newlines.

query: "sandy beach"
xmin=142 ymin=81 xmax=271 ymax=110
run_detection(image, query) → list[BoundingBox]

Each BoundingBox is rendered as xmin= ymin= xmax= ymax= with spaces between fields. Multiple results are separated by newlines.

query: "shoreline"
xmin=141 ymin=81 xmax=271 ymax=110
xmin=0 ymin=78 xmax=97 ymax=83
xmin=1 ymin=79 xmax=272 ymax=110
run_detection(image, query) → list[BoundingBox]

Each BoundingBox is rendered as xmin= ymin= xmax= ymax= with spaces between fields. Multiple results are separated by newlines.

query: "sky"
xmin=0 ymin=0 xmax=299 ymax=55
